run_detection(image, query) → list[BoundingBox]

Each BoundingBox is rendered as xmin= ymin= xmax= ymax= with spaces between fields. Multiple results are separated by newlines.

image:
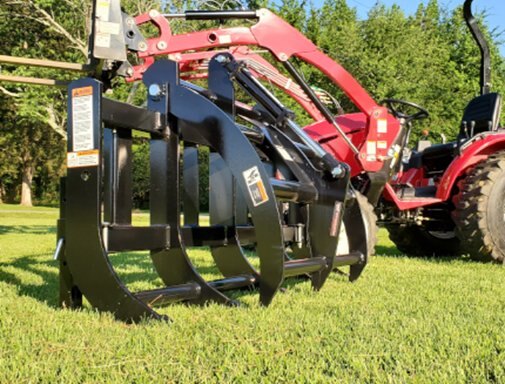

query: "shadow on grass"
xmin=374 ymin=243 xmax=479 ymax=264
xmin=0 ymin=254 xmax=60 ymax=307
xmin=0 ymin=225 xmax=56 ymax=235
xmin=3 ymin=238 xmax=443 ymax=314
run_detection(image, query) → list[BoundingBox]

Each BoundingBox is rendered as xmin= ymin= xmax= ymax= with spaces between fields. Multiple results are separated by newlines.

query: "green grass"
xmin=0 ymin=203 xmax=504 ymax=383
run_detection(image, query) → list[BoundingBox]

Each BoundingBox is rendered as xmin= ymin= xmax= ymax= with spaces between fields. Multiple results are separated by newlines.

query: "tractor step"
xmin=397 ymin=186 xmax=436 ymax=199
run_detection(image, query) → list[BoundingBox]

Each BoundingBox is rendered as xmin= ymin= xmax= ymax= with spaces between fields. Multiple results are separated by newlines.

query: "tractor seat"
xmin=458 ymin=92 xmax=502 ymax=141
xmin=420 ymin=93 xmax=501 ymax=177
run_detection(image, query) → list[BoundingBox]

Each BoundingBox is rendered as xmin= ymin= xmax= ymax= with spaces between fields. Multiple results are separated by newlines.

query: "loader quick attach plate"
xmin=57 ymin=54 xmax=368 ymax=322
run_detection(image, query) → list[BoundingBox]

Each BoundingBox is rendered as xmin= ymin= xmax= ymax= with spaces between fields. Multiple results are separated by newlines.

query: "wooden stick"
xmin=0 ymin=74 xmax=69 ymax=87
xmin=0 ymin=55 xmax=91 ymax=72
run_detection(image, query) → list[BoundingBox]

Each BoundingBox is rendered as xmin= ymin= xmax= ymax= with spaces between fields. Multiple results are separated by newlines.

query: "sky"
xmin=344 ymin=0 xmax=505 ymax=56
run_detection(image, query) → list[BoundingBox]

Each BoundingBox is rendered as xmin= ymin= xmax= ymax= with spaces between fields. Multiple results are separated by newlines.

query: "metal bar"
xmin=183 ymin=146 xmax=200 ymax=225
xmin=105 ymin=225 xmax=170 ymax=252
xmin=238 ymin=125 xmax=264 ymax=144
xmin=102 ymin=98 xmax=164 ymax=135
xmin=209 ymin=275 xmax=257 ymax=291
xmin=229 ymin=60 xmax=347 ymax=177
xmin=116 ymin=129 xmax=133 ymax=224
xmin=333 ymin=252 xmax=364 ymax=267
xmin=270 ymin=178 xmax=317 ymax=203
xmin=283 ymin=257 xmax=327 ymax=278
xmin=135 ymin=283 xmax=202 ymax=306
xmin=282 ymin=60 xmax=360 ymax=155
xmin=103 ymin=128 xmax=133 ymax=225
xmin=0 ymin=55 xmax=91 ymax=72
xmin=135 ymin=275 xmax=257 ymax=308
xmin=181 ymin=225 xmax=234 ymax=247
xmin=163 ymin=10 xmax=258 ymax=20
xmin=0 ymin=74 xmax=68 ymax=87
xmin=53 ymin=238 xmax=65 ymax=261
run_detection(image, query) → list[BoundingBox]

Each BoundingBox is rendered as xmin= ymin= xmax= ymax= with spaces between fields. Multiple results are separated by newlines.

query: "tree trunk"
xmin=20 ymin=163 xmax=34 ymax=207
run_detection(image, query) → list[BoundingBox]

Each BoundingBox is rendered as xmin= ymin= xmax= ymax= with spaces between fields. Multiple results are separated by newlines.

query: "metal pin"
xmin=53 ymin=238 xmax=64 ymax=261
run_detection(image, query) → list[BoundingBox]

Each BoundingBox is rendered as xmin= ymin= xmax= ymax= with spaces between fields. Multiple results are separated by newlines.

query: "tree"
xmin=0 ymin=0 xmax=161 ymax=206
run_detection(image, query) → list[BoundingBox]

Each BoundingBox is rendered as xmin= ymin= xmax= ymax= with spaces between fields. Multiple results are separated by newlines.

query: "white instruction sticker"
xmin=366 ymin=140 xmax=376 ymax=155
xmin=67 ymin=150 xmax=99 ymax=168
xmin=95 ymin=32 xmax=111 ymax=48
xmin=243 ymin=166 xmax=269 ymax=207
xmin=97 ymin=21 xmax=121 ymax=35
xmin=377 ymin=119 xmax=388 ymax=133
xmin=275 ymin=145 xmax=294 ymax=162
xmin=72 ymin=86 xmax=94 ymax=152
xmin=218 ymin=35 xmax=232 ymax=44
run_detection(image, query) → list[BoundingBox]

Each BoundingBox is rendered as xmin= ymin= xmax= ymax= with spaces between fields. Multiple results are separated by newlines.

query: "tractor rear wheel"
xmin=453 ymin=152 xmax=505 ymax=263
xmin=385 ymin=224 xmax=460 ymax=256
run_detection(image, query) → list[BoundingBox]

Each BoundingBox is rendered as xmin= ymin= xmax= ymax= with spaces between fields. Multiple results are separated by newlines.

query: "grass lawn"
xmin=0 ymin=203 xmax=504 ymax=383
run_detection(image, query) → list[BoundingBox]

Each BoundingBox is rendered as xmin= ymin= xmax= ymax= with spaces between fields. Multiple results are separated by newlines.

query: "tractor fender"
xmin=436 ymin=133 xmax=505 ymax=200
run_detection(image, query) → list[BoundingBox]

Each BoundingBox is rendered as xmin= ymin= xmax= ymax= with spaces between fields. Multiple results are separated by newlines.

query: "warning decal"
xmin=71 ymin=86 xmax=94 ymax=152
xmin=242 ymin=166 xmax=269 ymax=207
xmin=67 ymin=150 xmax=100 ymax=168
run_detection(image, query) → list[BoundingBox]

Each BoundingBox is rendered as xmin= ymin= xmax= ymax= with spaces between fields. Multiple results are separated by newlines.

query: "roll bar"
xmin=463 ymin=0 xmax=491 ymax=95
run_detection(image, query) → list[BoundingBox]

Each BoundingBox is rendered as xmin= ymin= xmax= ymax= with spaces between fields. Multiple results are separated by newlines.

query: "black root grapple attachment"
xmin=57 ymin=54 xmax=368 ymax=322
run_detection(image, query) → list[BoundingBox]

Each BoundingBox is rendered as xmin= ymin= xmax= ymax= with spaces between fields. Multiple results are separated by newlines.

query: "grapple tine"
xmin=144 ymin=59 xmax=286 ymax=306
xmin=182 ymin=145 xmax=200 ymax=226
xmin=209 ymin=153 xmax=259 ymax=280
xmin=342 ymin=192 xmax=369 ymax=282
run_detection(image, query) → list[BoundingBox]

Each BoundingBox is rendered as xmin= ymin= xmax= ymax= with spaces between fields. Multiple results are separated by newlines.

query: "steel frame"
xmin=58 ymin=54 xmax=367 ymax=321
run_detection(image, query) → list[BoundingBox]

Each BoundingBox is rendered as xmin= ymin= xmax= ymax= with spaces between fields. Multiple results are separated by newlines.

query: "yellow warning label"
xmin=72 ymin=86 xmax=93 ymax=98
xmin=67 ymin=150 xmax=100 ymax=168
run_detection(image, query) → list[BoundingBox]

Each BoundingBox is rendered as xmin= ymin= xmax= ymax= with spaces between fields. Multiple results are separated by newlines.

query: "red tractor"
xmin=117 ymin=0 xmax=504 ymax=263
xmin=321 ymin=0 xmax=505 ymax=262
xmin=4 ymin=0 xmax=494 ymax=262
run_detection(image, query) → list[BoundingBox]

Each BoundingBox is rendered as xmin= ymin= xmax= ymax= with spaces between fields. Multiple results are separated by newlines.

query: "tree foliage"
xmin=0 ymin=0 xmax=504 ymax=206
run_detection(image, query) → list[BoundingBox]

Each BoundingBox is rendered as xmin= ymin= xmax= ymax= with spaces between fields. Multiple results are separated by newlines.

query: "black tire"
xmin=337 ymin=192 xmax=378 ymax=257
xmin=453 ymin=152 xmax=505 ymax=263
xmin=386 ymin=224 xmax=460 ymax=256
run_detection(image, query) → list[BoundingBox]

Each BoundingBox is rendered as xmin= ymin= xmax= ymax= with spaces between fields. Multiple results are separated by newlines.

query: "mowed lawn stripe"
xmin=0 ymin=204 xmax=504 ymax=383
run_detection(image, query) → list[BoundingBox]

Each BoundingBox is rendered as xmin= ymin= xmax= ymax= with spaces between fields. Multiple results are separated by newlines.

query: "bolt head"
xmin=157 ymin=40 xmax=167 ymax=50
xmin=214 ymin=55 xmax=229 ymax=64
xmin=149 ymin=84 xmax=163 ymax=100
xmin=138 ymin=42 xmax=148 ymax=52
xmin=331 ymin=165 xmax=345 ymax=178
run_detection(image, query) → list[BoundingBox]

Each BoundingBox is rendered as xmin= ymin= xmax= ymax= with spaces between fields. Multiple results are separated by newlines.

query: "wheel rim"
xmin=427 ymin=230 xmax=456 ymax=240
